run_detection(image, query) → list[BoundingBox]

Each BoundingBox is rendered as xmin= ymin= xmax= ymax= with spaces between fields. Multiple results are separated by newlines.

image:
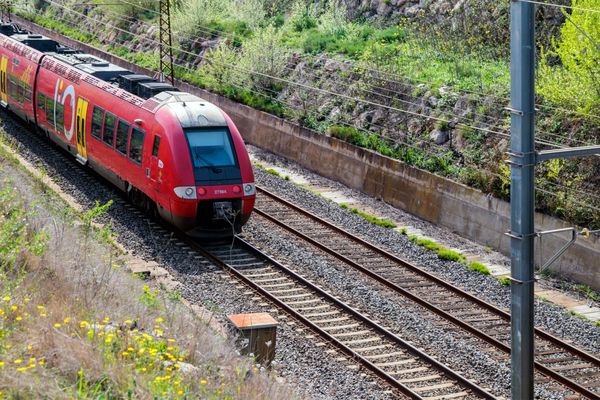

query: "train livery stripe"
xmin=0 ymin=55 xmax=7 ymax=105
xmin=76 ymin=97 xmax=88 ymax=160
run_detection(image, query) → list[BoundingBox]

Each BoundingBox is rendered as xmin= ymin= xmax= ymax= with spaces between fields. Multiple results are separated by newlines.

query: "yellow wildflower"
xmin=36 ymin=305 xmax=44 ymax=310
xmin=200 ymin=379 xmax=207 ymax=385
xmin=38 ymin=360 xmax=44 ymax=366
xmin=15 ymin=316 xmax=22 ymax=321
xmin=16 ymin=367 xmax=27 ymax=372
xmin=2 ymin=296 xmax=10 ymax=302
xmin=40 ymin=313 xmax=47 ymax=317
xmin=27 ymin=345 xmax=32 ymax=350
xmin=122 ymin=352 xmax=129 ymax=356
xmin=10 ymin=305 xmax=17 ymax=311
xmin=14 ymin=359 xmax=22 ymax=364
xmin=54 ymin=323 xmax=61 ymax=328
xmin=102 ymin=317 xmax=110 ymax=323
xmin=155 ymin=317 xmax=163 ymax=323
xmin=29 ymin=358 xmax=35 ymax=363
xmin=80 ymin=321 xmax=89 ymax=328
xmin=177 ymin=390 xmax=183 ymax=395
xmin=23 ymin=313 xmax=29 ymax=317
xmin=24 ymin=298 xmax=30 ymax=302
xmin=63 ymin=317 xmax=70 ymax=324
xmin=174 ymin=364 xmax=180 ymax=369
xmin=167 ymin=339 xmax=175 ymax=343
xmin=105 ymin=337 xmax=112 ymax=343
xmin=0 ymin=361 xmax=5 ymax=367
xmin=124 ymin=319 xmax=132 ymax=324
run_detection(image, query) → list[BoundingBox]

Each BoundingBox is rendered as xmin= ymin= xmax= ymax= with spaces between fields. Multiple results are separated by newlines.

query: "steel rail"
xmin=190 ymin=236 xmax=496 ymax=400
xmin=255 ymin=185 xmax=600 ymax=399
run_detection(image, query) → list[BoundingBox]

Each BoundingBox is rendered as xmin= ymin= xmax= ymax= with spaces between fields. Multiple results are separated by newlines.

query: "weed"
xmin=468 ymin=261 xmax=491 ymax=275
xmin=347 ymin=207 xmax=396 ymax=228
xmin=139 ymin=285 xmax=161 ymax=309
xmin=399 ymin=227 xmax=408 ymax=235
xmin=438 ymin=249 xmax=466 ymax=263
xmin=265 ymin=168 xmax=280 ymax=176
xmin=498 ymin=276 xmax=511 ymax=286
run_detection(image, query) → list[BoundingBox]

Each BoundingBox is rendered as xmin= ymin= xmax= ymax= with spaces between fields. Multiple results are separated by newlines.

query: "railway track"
xmin=253 ymin=186 xmax=600 ymax=399
xmin=195 ymin=237 xmax=495 ymax=400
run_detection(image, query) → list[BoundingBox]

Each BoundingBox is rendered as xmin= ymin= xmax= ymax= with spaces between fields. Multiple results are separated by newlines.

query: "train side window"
xmin=55 ymin=102 xmax=64 ymax=132
xmin=37 ymin=92 xmax=45 ymax=112
xmin=46 ymin=95 xmax=54 ymax=126
xmin=91 ymin=106 xmax=104 ymax=139
xmin=103 ymin=112 xmax=116 ymax=146
xmin=152 ymin=135 xmax=160 ymax=157
xmin=23 ymin=83 xmax=31 ymax=103
xmin=115 ymin=119 xmax=129 ymax=155
xmin=17 ymin=81 xmax=23 ymax=104
xmin=7 ymin=76 xmax=16 ymax=99
xmin=129 ymin=126 xmax=145 ymax=165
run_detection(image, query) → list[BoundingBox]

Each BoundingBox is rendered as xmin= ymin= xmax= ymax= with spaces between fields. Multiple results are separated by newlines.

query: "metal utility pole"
xmin=509 ymin=1 xmax=600 ymax=398
xmin=158 ymin=0 xmax=174 ymax=84
xmin=508 ymin=0 xmax=536 ymax=397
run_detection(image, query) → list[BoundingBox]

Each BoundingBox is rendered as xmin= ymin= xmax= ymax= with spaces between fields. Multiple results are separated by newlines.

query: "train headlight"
xmin=243 ymin=183 xmax=255 ymax=196
xmin=174 ymin=186 xmax=197 ymax=200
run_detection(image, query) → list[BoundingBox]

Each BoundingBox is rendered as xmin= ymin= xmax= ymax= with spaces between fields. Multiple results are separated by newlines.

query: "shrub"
xmin=329 ymin=126 xmax=367 ymax=147
xmin=237 ymin=25 xmax=291 ymax=92
xmin=537 ymin=0 xmax=600 ymax=113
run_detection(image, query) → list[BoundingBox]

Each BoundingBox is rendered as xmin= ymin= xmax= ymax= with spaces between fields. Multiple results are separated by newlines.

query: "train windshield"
xmin=185 ymin=128 xmax=241 ymax=184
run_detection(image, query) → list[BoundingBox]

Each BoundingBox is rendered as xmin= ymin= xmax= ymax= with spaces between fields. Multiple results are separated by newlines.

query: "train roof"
xmin=1 ymin=24 xmax=179 ymax=101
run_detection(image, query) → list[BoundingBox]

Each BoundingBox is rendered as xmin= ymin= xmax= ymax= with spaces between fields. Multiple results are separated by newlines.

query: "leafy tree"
xmin=537 ymin=0 xmax=600 ymax=113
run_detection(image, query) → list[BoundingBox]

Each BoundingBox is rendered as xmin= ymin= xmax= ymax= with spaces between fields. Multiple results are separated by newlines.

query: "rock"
xmin=329 ymin=107 xmax=342 ymax=120
xmin=428 ymin=96 xmax=439 ymax=107
xmin=430 ymin=129 xmax=449 ymax=145
xmin=407 ymin=118 xmax=423 ymax=135
xmin=438 ymin=86 xmax=452 ymax=96
xmin=324 ymin=59 xmax=340 ymax=72
xmin=451 ymin=128 xmax=467 ymax=150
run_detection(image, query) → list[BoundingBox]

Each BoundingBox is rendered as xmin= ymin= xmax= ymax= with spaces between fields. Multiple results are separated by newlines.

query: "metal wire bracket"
xmin=535 ymin=227 xmax=577 ymax=271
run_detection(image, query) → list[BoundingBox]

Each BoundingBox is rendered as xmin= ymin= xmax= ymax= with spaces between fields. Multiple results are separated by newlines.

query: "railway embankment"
xmin=0 ymin=135 xmax=295 ymax=398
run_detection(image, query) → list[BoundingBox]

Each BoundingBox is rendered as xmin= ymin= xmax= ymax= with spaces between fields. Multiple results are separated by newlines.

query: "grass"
xmin=498 ymin=276 xmax=511 ymax=286
xmin=265 ymin=168 xmax=281 ymax=177
xmin=0 ymin=146 xmax=294 ymax=398
xmin=467 ymin=261 xmax=491 ymax=275
xmin=340 ymin=203 xmax=396 ymax=228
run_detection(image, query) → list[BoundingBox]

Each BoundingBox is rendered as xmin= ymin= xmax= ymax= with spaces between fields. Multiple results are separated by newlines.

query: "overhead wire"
xmin=517 ymin=0 xmax=600 ymax=14
xmin=78 ymin=0 xmax=600 ymax=123
xmin=45 ymin=0 xmax=599 ymax=154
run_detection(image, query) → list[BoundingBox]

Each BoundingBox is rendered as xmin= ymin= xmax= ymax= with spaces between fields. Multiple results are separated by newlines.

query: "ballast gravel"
xmin=0 ymin=111 xmax=402 ymax=399
xmin=249 ymin=148 xmax=600 ymax=358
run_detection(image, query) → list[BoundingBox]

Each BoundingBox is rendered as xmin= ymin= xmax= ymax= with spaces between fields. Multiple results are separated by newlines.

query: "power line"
xmin=43 ymin=0 xmax=599 ymax=154
xmin=77 ymin=0 xmax=600 ymax=122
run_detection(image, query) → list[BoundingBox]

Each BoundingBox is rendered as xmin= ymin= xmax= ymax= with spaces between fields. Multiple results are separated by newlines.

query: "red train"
xmin=0 ymin=23 xmax=255 ymax=238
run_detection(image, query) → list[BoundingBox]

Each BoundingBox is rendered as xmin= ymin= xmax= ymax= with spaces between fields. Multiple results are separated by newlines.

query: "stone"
xmin=430 ymin=129 xmax=449 ymax=145
xmin=407 ymin=118 xmax=423 ymax=135
xmin=428 ymin=96 xmax=439 ymax=107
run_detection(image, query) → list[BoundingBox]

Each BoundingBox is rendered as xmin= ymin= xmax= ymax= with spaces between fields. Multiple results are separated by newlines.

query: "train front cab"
xmin=154 ymin=95 xmax=255 ymax=238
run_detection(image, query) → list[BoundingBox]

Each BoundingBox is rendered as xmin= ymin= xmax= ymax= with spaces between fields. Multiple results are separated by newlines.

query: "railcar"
xmin=0 ymin=23 xmax=255 ymax=238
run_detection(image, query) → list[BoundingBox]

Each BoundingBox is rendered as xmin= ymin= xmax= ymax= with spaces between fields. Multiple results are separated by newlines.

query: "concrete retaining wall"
xmin=15 ymin=16 xmax=600 ymax=289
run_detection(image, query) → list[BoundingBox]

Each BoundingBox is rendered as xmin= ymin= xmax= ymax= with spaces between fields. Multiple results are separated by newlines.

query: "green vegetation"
xmin=467 ymin=261 xmax=491 ymax=275
xmin=570 ymin=283 xmax=600 ymax=303
xmin=340 ymin=203 xmax=396 ymax=228
xmin=438 ymin=249 xmax=466 ymax=263
xmin=498 ymin=276 xmax=511 ymax=286
xmin=537 ymin=0 xmax=600 ymax=113
xmin=265 ymin=168 xmax=281 ymax=176
xmin=0 ymin=141 xmax=293 ymax=398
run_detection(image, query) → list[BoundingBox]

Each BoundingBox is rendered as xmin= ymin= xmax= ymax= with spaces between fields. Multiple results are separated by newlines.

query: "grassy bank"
xmin=0 ymin=137 xmax=293 ymax=399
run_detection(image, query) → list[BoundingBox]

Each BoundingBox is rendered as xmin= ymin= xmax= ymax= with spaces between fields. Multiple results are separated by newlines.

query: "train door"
xmin=149 ymin=134 xmax=162 ymax=192
xmin=0 ymin=56 xmax=7 ymax=106
xmin=75 ymin=97 xmax=89 ymax=164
